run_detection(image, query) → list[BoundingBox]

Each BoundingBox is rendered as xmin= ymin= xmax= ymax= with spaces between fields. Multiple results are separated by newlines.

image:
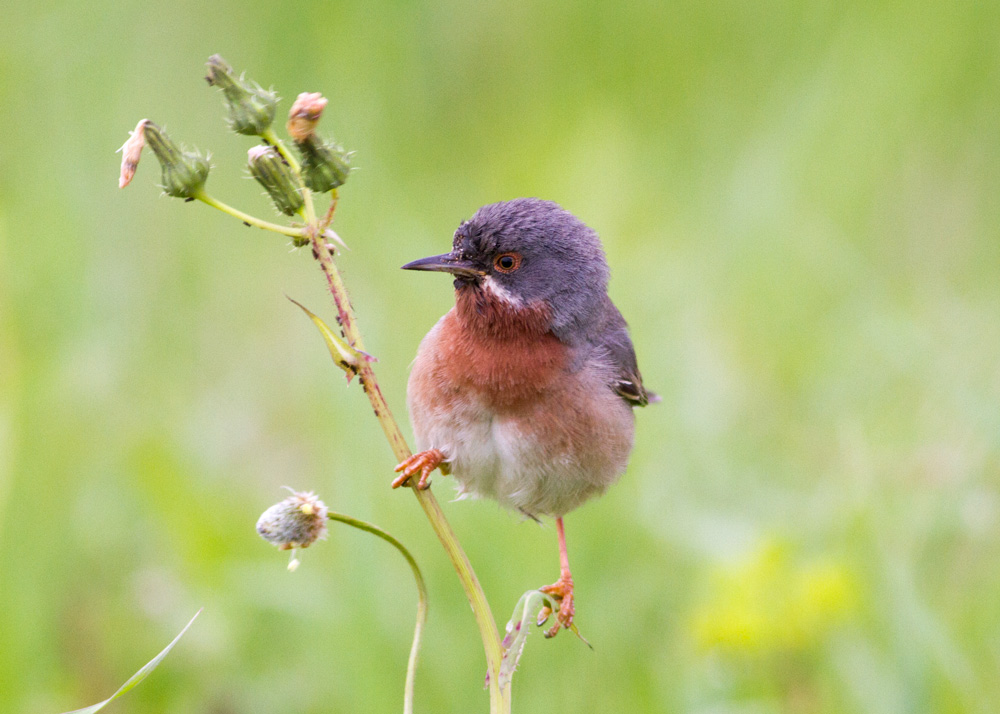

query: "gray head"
xmin=402 ymin=198 xmax=610 ymax=340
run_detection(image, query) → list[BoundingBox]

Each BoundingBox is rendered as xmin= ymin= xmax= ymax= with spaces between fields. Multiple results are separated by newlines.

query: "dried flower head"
xmin=118 ymin=119 xmax=149 ymax=188
xmin=287 ymin=92 xmax=328 ymax=143
xmin=256 ymin=490 xmax=329 ymax=551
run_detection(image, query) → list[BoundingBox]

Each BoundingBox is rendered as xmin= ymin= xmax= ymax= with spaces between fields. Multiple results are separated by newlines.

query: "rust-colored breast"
xmin=431 ymin=285 xmax=569 ymax=411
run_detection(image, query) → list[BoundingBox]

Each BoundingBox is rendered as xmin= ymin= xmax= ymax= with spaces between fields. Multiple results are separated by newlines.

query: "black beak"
xmin=401 ymin=252 xmax=485 ymax=279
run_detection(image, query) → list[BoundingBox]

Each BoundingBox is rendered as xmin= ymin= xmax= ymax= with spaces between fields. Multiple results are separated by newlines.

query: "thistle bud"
xmin=247 ymin=145 xmax=304 ymax=216
xmin=256 ymin=490 xmax=329 ymax=551
xmin=205 ymin=54 xmax=278 ymax=136
xmin=287 ymin=92 xmax=328 ymax=143
xmin=297 ymin=135 xmax=351 ymax=192
xmin=142 ymin=122 xmax=210 ymax=198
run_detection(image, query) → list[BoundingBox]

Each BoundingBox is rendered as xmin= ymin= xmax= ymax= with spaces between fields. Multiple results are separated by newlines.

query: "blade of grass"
xmin=59 ymin=609 xmax=202 ymax=714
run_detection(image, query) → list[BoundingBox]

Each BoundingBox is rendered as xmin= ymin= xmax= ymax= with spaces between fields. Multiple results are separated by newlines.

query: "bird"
xmin=393 ymin=198 xmax=654 ymax=637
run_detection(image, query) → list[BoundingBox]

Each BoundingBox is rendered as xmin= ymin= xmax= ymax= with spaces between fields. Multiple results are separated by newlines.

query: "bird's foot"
xmin=392 ymin=449 xmax=446 ymax=490
xmin=537 ymin=574 xmax=575 ymax=638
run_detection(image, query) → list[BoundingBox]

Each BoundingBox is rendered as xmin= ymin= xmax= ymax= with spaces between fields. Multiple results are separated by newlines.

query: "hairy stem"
xmin=190 ymin=135 xmax=509 ymax=711
xmin=309 ymin=202 xmax=509 ymax=711
xmin=261 ymin=127 xmax=300 ymax=173
xmin=327 ymin=511 xmax=427 ymax=714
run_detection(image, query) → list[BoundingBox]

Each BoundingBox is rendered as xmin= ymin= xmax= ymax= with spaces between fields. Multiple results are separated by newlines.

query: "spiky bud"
xmin=247 ymin=145 xmax=304 ymax=216
xmin=297 ymin=135 xmax=351 ymax=192
xmin=256 ymin=490 xmax=329 ymax=551
xmin=205 ymin=54 xmax=278 ymax=136
xmin=287 ymin=92 xmax=328 ymax=143
xmin=142 ymin=122 xmax=210 ymax=198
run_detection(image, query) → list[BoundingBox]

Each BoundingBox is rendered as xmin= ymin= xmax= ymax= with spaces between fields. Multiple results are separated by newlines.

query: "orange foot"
xmin=392 ymin=449 xmax=446 ymax=490
xmin=538 ymin=574 xmax=575 ymax=638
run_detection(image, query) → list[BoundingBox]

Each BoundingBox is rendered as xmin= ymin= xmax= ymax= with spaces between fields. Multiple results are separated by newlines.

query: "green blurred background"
xmin=2 ymin=1 xmax=999 ymax=712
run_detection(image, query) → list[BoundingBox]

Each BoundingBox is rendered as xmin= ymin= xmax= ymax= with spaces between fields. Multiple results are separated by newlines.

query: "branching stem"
xmin=194 ymin=191 xmax=306 ymax=239
xmin=187 ymin=124 xmax=509 ymax=713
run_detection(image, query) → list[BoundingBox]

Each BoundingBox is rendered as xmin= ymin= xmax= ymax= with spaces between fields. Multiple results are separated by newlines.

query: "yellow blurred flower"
xmin=691 ymin=539 xmax=859 ymax=655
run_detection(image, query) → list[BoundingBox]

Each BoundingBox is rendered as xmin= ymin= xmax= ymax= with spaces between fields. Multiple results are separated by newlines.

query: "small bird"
xmin=394 ymin=198 xmax=653 ymax=637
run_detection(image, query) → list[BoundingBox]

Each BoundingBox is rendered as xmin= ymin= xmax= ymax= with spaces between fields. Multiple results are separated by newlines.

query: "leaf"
xmin=498 ymin=590 xmax=553 ymax=690
xmin=59 ymin=609 xmax=202 ymax=714
xmin=287 ymin=296 xmax=361 ymax=380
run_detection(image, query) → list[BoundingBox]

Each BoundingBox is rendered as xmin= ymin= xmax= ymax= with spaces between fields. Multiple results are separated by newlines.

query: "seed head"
xmin=256 ymin=490 xmax=329 ymax=551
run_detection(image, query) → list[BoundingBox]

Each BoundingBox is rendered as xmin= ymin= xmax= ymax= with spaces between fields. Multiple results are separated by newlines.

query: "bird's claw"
xmin=538 ymin=574 xmax=575 ymax=638
xmin=392 ymin=449 xmax=446 ymax=490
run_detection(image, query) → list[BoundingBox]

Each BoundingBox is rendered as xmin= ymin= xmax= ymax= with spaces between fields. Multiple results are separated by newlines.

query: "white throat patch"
xmin=482 ymin=276 xmax=523 ymax=307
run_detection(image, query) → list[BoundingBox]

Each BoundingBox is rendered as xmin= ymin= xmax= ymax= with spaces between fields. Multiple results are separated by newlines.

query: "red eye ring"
xmin=494 ymin=252 xmax=522 ymax=273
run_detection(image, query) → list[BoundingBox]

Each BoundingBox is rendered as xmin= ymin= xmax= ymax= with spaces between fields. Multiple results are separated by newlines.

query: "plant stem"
xmin=308 ymin=200 xmax=510 ymax=712
xmin=318 ymin=192 xmax=338 ymax=233
xmin=194 ymin=191 xmax=307 ymax=239
xmin=195 ymin=131 xmax=510 ymax=710
xmin=327 ymin=511 xmax=427 ymax=714
xmin=259 ymin=127 xmax=322 ymax=241
xmin=261 ymin=128 xmax=300 ymax=173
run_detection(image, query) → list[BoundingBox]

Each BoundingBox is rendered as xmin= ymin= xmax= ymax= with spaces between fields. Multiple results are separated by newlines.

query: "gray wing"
xmin=591 ymin=300 xmax=657 ymax=408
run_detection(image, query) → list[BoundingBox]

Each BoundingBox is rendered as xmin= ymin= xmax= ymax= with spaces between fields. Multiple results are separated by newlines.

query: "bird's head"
xmin=402 ymin=198 xmax=610 ymax=340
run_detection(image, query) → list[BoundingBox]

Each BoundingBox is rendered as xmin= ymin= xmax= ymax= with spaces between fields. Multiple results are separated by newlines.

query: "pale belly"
xmin=408 ymin=363 xmax=635 ymax=518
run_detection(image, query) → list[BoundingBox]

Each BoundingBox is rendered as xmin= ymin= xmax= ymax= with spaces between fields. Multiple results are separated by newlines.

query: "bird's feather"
xmin=587 ymin=298 xmax=654 ymax=407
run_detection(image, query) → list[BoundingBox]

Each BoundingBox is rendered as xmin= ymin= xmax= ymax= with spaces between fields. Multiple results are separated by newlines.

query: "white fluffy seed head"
xmin=256 ymin=490 xmax=329 ymax=550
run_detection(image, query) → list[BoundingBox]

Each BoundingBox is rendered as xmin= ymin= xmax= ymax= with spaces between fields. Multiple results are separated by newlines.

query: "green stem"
xmin=260 ymin=127 xmax=321 ymax=232
xmin=327 ymin=512 xmax=427 ymax=714
xmin=262 ymin=127 xmax=300 ymax=173
xmin=307 ymin=214 xmax=510 ymax=712
xmin=225 ymin=127 xmax=508 ymax=710
xmin=194 ymin=191 xmax=306 ymax=239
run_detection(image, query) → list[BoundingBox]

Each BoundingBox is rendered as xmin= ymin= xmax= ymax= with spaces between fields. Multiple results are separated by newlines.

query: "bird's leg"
xmin=537 ymin=516 xmax=575 ymax=638
xmin=392 ymin=448 xmax=447 ymax=490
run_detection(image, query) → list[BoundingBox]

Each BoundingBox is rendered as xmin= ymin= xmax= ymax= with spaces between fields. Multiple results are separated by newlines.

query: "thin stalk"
xmin=318 ymin=191 xmax=339 ymax=233
xmin=193 ymin=137 xmax=510 ymax=711
xmin=327 ymin=511 xmax=427 ymax=714
xmin=260 ymin=127 xmax=320 ymax=238
xmin=261 ymin=128 xmax=300 ymax=173
xmin=194 ymin=191 xmax=306 ymax=239
xmin=308 ymin=210 xmax=510 ymax=711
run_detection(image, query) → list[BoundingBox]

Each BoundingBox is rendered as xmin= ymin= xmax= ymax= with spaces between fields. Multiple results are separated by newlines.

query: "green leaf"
xmin=287 ymin=296 xmax=361 ymax=380
xmin=499 ymin=590 xmax=553 ymax=690
xmin=59 ymin=609 xmax=202 ymax=714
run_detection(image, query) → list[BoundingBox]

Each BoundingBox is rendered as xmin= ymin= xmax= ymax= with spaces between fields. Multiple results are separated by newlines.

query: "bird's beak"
xmin=401 ymin=253 xmax=486 ymax=279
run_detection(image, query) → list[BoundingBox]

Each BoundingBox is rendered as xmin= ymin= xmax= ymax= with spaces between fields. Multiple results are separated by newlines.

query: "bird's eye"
xmin=494 ymin=252 xmax=521 ymax=273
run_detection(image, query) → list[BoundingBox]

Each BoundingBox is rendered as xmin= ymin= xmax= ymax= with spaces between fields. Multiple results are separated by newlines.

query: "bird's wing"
xmin=594 ymin=302 xmax=657 ymax=408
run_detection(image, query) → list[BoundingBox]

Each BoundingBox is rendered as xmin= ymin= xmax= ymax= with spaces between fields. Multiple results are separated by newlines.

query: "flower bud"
xmin=256 ymin=490 xmax=329 ymax=551
xmin=286 ymin=92 xmax=328 ymax=143
xmin=142 ymin=122 xmax=210 ymax=198
xmin=205 ymin=54 xmax=278 ymax=136
xmin=118 ymin=119 xmax=148 ymax=188
xmin=297 ymin=135 xmax=351 ymax=192
xmin=247 ymin=145 xmax=304 ymax=216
